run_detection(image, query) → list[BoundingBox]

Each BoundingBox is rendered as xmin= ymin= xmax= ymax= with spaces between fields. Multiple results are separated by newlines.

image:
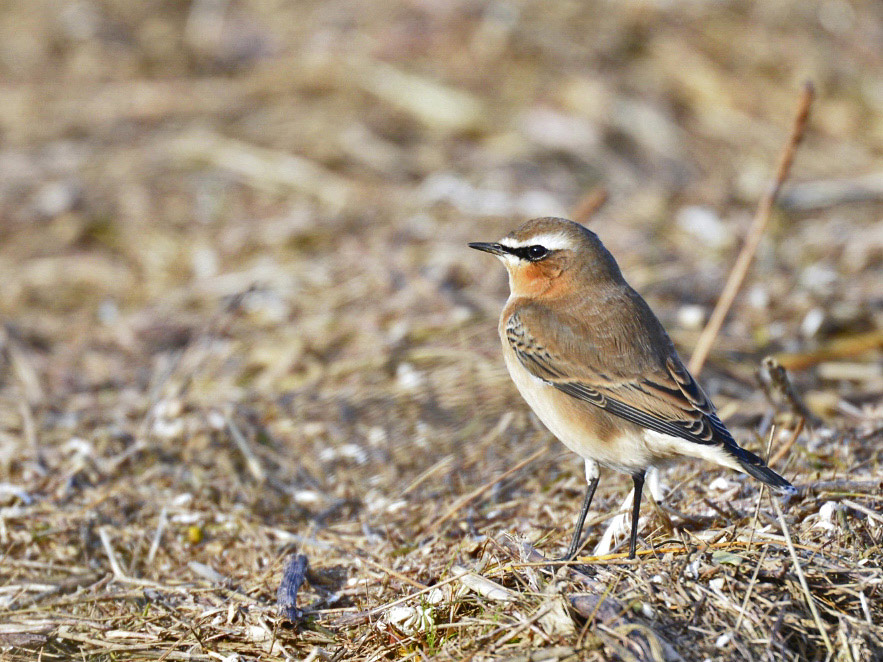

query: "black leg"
xmin=559 ymin=475 xmax=600 ymax=561
xmin=628 ymin=471 xmax=645 ymax=560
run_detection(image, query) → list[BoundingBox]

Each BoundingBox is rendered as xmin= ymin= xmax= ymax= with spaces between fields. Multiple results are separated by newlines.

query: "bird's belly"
xmin=502 ymin=348 xmax=652 ymax=473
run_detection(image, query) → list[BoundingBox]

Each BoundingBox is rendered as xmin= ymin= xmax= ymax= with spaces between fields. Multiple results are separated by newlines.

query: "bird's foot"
xmin=548 ymin=553 xmax=594 ymax=577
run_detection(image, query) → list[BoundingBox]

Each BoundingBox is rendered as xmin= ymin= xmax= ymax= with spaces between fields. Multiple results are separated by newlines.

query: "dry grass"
xmin=1 ymin=2 xmax=882 ymax=660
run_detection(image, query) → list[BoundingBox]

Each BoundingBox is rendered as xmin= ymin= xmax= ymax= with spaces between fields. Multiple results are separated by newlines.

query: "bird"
xmin=469 ymin=217 xmax=796 ymax=561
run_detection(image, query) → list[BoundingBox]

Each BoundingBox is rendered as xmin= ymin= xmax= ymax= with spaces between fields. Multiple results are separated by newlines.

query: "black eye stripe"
xmin=505 ymin=245 xmax=549 ymax=261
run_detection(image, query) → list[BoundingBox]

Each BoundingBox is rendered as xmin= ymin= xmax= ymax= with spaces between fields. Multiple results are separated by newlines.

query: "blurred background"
xmin=1 ymin=1 xmax=882 ymax=660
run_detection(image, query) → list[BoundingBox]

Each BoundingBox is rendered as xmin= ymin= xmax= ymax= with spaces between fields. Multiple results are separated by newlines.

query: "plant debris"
xmin=1 ymin=2 xmax=882 ymax=661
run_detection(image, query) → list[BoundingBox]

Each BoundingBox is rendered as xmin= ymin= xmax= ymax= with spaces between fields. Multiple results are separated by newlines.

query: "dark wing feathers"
xmin=506 ymin=315 xmax=564 ymax=379
xmin=505 ymin=310 xmax=738 ymax=449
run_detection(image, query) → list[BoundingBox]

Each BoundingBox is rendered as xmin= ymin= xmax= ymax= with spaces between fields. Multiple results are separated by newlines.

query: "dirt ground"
xmin=1 ymin=1 xmax=882 ymax=660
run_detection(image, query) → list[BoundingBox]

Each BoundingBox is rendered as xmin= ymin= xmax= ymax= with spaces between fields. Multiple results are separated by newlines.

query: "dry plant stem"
xmin=338 ymin=574 xmax=464 ymax=623
xmin=155 ymin=634 xmax=190 ymax=662
xmin=734 ymin=546 xmax=768 ymax=633
xmin=799 ymin=479 xmax=883 ymax=495
xmin=841 ymin=499 xmax=883 ymax=525
xmin=426 ymin=445 xmax=548 ymax=534
xmin=571 ymin=186 xmax=608 ymax=225
xmin=17 ymin=398 xmax=38 ymax=456
xmin=488 ymin=604 xmax=554 ymax=650
xmin=496 ymin=536 xmax=675 ymax=659
xmin=770 ymin=496 xmax=834 ymax=657
xmin=576 ymin=576 xmax=620 ymax=649
xmin=780 ymin=170 xmax=883 ymax=211
xmin=99 ymin=526 xmax=131 ymax=581
xmin=774 ymin=329 xmax=883 ymax=370
xmin=746 ymin=485 xmax=765 ymax=556
xmin=758 ymin=356 xmax=819 ymax=426
xmin=98 ymin=527 xmax=166 ymax=589
xmin=226 ymin=413 xmax=267 ymax=483
xmin=361 ymin=556 xmax=427 ymax=589
xmin=689 ymin=82 xmax=815 ymax=376
xmin=146 ymin=506 xmax=169 ymax=566
xmin=4 ymin=331 xmax=44 ymax=404
xmin=769 ymin=418 xmax=804 ymax=469
xmin=859 ymin=593 xmax=873 ymax=625
xmin=745 ymin=426 xmax=775 ymax=555
xmin=514 ymin=537 xmax=830 ymax=566
xmin=399 ymin=455 xmax=454 ymax=497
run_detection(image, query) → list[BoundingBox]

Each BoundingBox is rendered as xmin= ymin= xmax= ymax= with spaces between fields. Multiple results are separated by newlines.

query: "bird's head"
xmin=469 ymin=217 xmax=622 ymax=299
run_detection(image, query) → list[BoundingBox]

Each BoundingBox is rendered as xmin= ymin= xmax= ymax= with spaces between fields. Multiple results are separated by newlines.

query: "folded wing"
xmin=504 ymin=291 xmax=796 ymax=494
xmin=505 ymin=309 xmax=736 ymax=449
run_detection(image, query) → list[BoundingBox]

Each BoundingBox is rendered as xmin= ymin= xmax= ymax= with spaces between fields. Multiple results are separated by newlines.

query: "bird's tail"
xmin=728 ymin=446 xmax=797 ymax=495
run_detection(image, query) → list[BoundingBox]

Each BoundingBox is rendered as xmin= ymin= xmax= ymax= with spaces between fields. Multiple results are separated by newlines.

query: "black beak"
xmin=468 ymin=242 xmax=506 ymax=256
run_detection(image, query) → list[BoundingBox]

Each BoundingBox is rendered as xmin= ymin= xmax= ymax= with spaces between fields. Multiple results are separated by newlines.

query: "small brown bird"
xmin=469 ymin=217 xmax=795 ymax=560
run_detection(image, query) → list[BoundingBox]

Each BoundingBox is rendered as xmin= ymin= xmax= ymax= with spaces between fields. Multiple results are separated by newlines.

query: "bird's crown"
xmin=499 ymin=217 xmax=594 ymax=256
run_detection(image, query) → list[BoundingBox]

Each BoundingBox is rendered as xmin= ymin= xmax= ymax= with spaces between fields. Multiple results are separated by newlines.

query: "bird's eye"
xmin=527 ymin=245 xmax=548 ymax=261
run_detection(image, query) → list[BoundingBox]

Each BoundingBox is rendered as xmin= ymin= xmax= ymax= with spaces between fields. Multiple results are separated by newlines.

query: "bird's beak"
xmin=468 ymin=242 xmax=506 ymax=256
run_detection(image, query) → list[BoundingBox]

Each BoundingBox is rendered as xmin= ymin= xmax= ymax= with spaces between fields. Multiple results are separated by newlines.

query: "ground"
xmin=1 ymin=1 xmax=882 ymax=660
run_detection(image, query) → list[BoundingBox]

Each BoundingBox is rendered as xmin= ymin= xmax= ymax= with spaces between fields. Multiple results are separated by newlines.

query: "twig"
xmin=689 ymin=82 xmax=815 ymax=376
xmin=858 ymin=592 xmax=872 ymax=626
xmin=841 ymin=499 xmax=883 ymax=525
xmin=361 ymin=556 xmax=428 ymax=590
xmin=757 ymin=356 xmax=820 ymax=426
xmin=571 ymin=186 xmax=608 ymax=225
xmin=774 ymin=329 xmax=883 ymax=370
xmin=146 ymin=506 xmax=168 ymax=566
xmin=226 ymin=413 xmax=267 ymax=483
xmin=277 ymin=554 xmax=309 ymax=622
xmin=170 ymin=131 xmax=351 ymax=207
xmin=745 ymin=427 xmax=775 ymax=556
xmin=495 ymin=536 xmax=677 ymax=660
xmin=770 ymin=497 xmax=834 ymax=657
xmin=734 ymin=546 xmax=768 ymax=633
xmin=154 ymin=632 xmax=194 ymax=662
xmin=779 ymin=170 xmax=883 ymax=211
xmin=795 ymin=479 xmax=882 ymax=495
xmin=426 ymin=445 xmax=548 ymax=534
xmin=98 ymin=527 xmax=165 ymax=588
xmin=99 ymin=526 xmax=131 ymax=582
xmin=17 ymin=398 xmax=39 ymax=457
xmin=334 ymin=574 xmax=464 ymax=625
xmin=509 ymin=538 xmax=830 ymax=565
xmin=399 ymin=455 xmax=454 ymax=497
xmin=2 ymin=327 xmax=44 ymax=404
xmin=769 ymin=418 xmax=804 ymax=469
xmin=489 ymin=603 xmax=554 ymax=650
xmin=1 ymin=327 xmax=42 ymax=457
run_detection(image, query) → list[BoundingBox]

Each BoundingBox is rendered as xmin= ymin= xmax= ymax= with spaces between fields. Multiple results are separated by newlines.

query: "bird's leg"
xmin=628 ymin=471 xmax=645 ymax=559
xmin=560 ymin=474 xmax=600 ymax=561
xmin=555 ymin=459 xmax=600 ymax=563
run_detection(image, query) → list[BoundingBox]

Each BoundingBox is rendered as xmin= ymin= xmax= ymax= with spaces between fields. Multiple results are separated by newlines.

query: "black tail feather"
xmin=729 ymin=446 xmax=796 ymax=495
